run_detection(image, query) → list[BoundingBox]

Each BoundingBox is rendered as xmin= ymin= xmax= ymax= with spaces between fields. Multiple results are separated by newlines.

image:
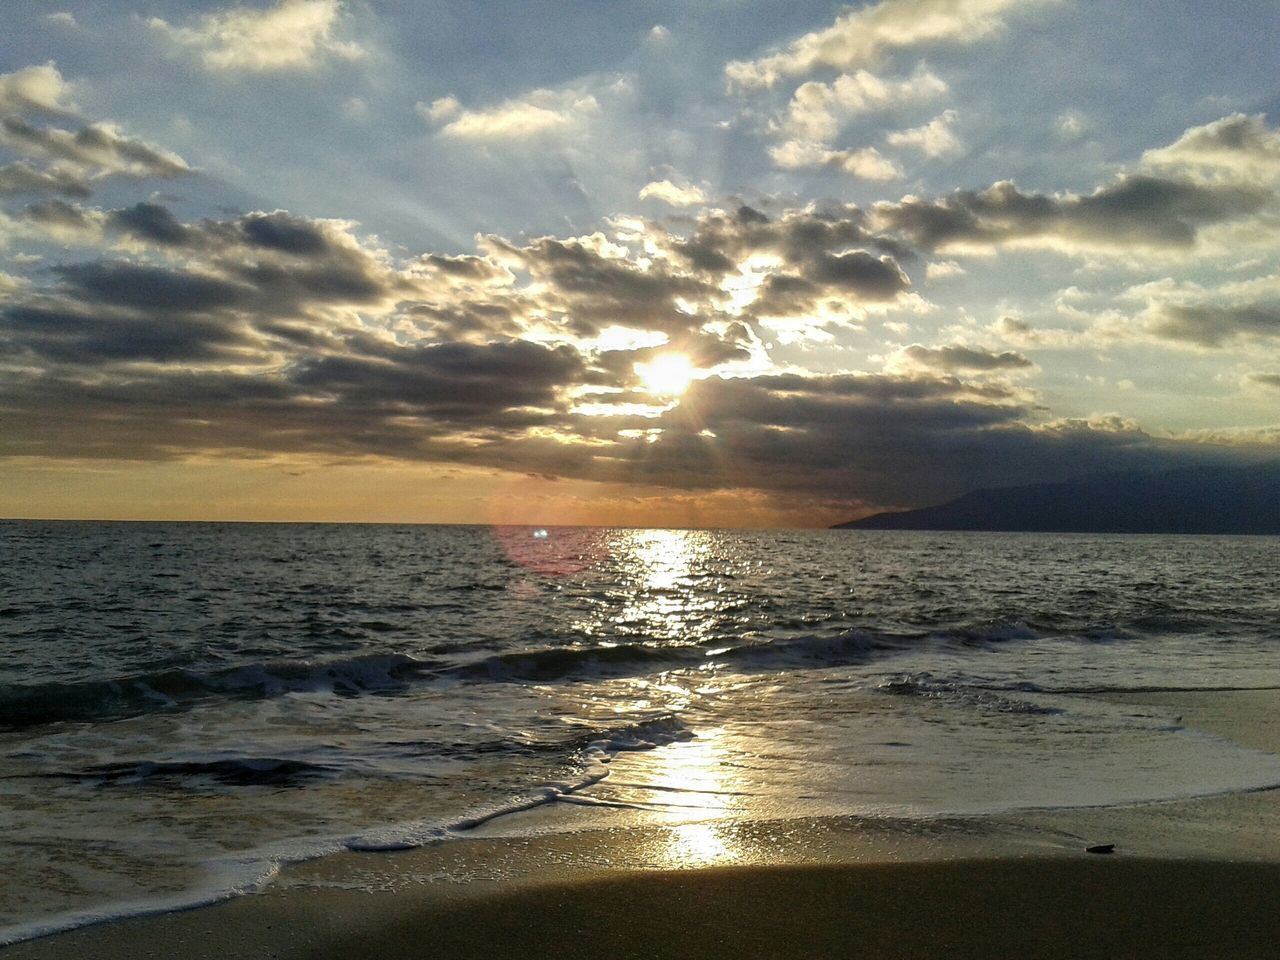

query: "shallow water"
xmin=2 ymin=522 xmax=1279 ymax=941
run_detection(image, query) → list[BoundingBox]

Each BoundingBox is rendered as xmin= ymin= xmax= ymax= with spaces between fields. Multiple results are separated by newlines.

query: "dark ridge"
xmin=834 ymin=462 xmax=1280 ymax=534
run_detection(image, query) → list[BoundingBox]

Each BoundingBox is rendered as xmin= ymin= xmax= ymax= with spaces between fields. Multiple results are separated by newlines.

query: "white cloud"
xmin=148 ymin=0 xmax=364 ymax=73
xmin=647 ymin=25 xmax=672 ymax=44
xmin=886 ymin=110 xmax=960 ymax=156
xmin=726 ymin=0 xmax=1052 ymax=88
xmin=925 ymin=259 xmax=966 ymax=279
xmin=432 ymin=89 xmax=600 ymax=141
xmin=639 ymin=179 xmax=707 ymax=206
xmin=770 ymin=140 xmax=903 ymax=180
xmin=769 ymin=138 xmax=832 ymax=169
xmin=1055 ymin=109 xmax=1086 ymax=140
xmin=45 ymin=12 xmax=79 ymax=29
xmin=781 ymin=67 xmax=948 ymax=141
xmin=416 ymin=96 xmax=460 ymax=124
xmin=835 ymin=146 xmax=904 ymax=180
xmin=0 ymin=62 xmax=76 ymax=114
xmin=1143 ymin=113 xmax=1280 ymax=182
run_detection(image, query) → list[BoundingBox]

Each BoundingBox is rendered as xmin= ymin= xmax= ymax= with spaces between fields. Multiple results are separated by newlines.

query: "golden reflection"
xmin=588 ymin=528 xmax=722 ymax=645
xmin=643 ymin=728 xmax=743 ymax=867
xmin=665 ymin=821 xmax=735 ymax=866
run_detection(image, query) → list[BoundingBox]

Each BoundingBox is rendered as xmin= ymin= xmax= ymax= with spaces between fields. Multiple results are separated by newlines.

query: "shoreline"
xmin=5 ymin=687 xmax=1280 ymax=957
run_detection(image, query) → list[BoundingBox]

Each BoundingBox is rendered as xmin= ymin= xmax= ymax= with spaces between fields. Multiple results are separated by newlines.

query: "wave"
xmin=37 ymin=757 xmax=334 ymax=787
xmin=875 ymin=672 xmax=1064 ymax=715
xmin=0 ymin=652 xmax=438 ymax=730
xmin=0 ymin=712 xmax=698 ymax=947
xmin=347 ymin=713 xmax=694 ymax=849
xmin=2 ymin=610 xmax=1266 ymax=732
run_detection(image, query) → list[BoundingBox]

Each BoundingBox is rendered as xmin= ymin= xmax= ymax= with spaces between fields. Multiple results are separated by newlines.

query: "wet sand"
xmin=6 ymin=688 xmax=1280 ymax=959
xmin=6 ymin=855 xmax=1280 ymax=960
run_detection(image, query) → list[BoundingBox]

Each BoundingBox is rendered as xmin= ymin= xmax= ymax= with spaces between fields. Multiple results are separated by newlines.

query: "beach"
xmin=8 ymin=687 xmax=1280 ymax=959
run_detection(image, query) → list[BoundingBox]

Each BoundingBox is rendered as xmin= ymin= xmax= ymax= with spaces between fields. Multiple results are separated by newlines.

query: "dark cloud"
xmin=516 ymin=375 xmax=1250 ymax=506
xmin=1 ymin=195 xmax=1272 ymax=514
xmin=291 ymin=339 xmax=583 ymax=415
xmin=238 ymin=212 xmax=331 ymax=256
xmin=669 ymin=203 xmax=875 ymax=273
xmin=1149 ymin=300 xmax=1280 ymax=347
xmin=0 ymin=117 xmax=190 ymax=179
xmin=493 ymin=234 xmax=713 ymax=334
xmin=901 ymin=344 xmax=1034 ymax=373
xmin=874 ymin=175 xmax=1269 ymax=251
xmin=1 ymin=302 xmax=255 ymax=363
xmin=808 ymin=251 xmax=908 ymax=297
xmin=0 ymin=160 xmax=90 ymax=197
xmin=419 ymin=254 xmax=509 ymax=280
xmin=54 ymin=261 xmax=252 ymax=314
xmin=20 ymin=197 xmax=94 ymax=230
xmin=1250 ymin=373 xmax=1280 ymax=389
xmin=107 ymin=202 xmax=192 ymax=246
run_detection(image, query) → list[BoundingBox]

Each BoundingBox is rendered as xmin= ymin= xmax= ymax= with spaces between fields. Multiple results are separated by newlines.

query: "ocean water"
xmin=2 ymin=522 xmax=1279 ymax=942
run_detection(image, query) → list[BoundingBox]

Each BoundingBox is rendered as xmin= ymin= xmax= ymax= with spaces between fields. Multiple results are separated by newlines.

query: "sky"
xmin=1 ymin=0 xmax=1278 ymax=527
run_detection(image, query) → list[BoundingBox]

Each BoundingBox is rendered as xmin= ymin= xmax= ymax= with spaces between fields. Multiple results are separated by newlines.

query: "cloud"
xmin=0 ymin=64 xmax=190 ymax=202
xmin=17 ymin=197 xmax=104 ymax=241
xmin=416 ymin=96 xmax=460 ymax=124
xmin=0 ymin=161 xmax=91 ymax=197
xmin=1055 ymin=109 xmax=1087 ymax=141
xmin=829 ymin=146 xmax=903 ymax=181
xmin=1146 ymin=299 xmax=1280 ymax=348
xmin=0 ymin=118 xmax=190 ymax=180
xmin=873 ymin=174 xmax=1270 ymax=253
xmin=148 ymin=0 xmax=364 ymax=73
xmin=1143 ymin=113 xmax=1280 ymax=182
xmin=639 ymin=180 xmax=707 ymax=207
xmin=45 ymin=12 xmax=78 ymax=29
xmin=726 ymin=0 xmax=1051 ymax=88
xmin=751 ymin=250 xmax=911 ymax=317
xmin=430 ymin=88 xmax=601 ymax=141
xmin=885 ymin=110 xmax=960 ymax=156
xmin=0 ymin=197 xmax=1269 ymax=510
xmin=770 ymin=141 xmax=904 ymax=180
xmin=0 ymin=62 xmax=76 ymax=115
xmin=895 ymin=343 xmax=1034 ymax=373
xmin=1249 ymin=373 xmax=1280 ymax=390
xmin=924 ymin=259 xmax=965 ymax=279
xmin=780 ymin=67 xmax=948 ymax=141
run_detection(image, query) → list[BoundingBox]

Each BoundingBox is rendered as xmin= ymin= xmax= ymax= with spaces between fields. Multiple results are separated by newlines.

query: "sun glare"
xmin=635 ymin=354 xmax=695 ymax=397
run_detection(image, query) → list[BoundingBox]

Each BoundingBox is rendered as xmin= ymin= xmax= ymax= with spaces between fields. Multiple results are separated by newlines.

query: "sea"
xmin=2 ymin=521 xmax=1279 ymax=943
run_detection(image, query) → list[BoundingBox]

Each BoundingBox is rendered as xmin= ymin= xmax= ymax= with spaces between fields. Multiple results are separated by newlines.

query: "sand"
xmin=6 ymin=688 xmax=1280 ymax=959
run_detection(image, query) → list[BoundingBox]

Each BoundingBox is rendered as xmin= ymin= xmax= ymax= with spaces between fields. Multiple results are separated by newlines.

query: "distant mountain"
xmin=834 ymin=463 xmax=1280 ymax=534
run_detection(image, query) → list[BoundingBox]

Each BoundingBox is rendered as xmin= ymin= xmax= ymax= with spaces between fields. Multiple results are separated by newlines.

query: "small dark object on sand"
xmin=1087 ymin=844 xmax=1116 ymax=854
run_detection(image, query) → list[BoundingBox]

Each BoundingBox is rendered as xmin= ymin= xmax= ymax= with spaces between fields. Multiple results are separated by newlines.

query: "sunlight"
xmin=665 ymin=821 xmax=735 ymax=866
xmin=643 ymin=730 xmax=743 ymax=867
xmin=635 ymin=353 xmax=695 ymax=397
xmin=588 ymin=529 xmax=722 ymax=644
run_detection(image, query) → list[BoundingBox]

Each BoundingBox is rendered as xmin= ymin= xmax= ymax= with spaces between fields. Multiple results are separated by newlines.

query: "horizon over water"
xmin=2 ymin=521 xmax=1279 ymax=944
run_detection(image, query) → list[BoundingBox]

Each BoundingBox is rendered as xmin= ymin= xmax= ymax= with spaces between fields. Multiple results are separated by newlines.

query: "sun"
xmin=635 ymin=353 xmax=696 ymax=397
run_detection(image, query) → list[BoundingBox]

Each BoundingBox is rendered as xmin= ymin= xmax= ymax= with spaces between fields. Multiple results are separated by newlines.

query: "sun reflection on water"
xmin=663 ymin=821 xmax=737 ymax=866
xmin=642 ymin=728 xmax=745 ymax=867
xmin=591 ymin=724 xmax=749 ymax=867
xmin=588 ymin=528 xmax=725 ymax=646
